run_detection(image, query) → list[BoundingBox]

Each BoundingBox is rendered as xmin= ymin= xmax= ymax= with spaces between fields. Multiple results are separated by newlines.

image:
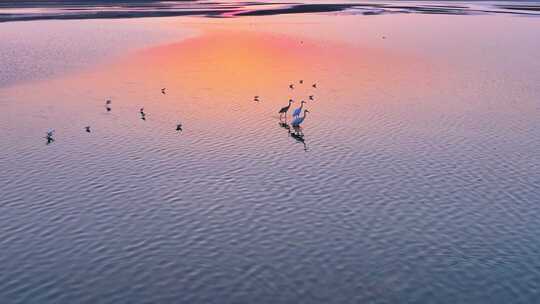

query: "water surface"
xmin=1 ymin=11 xmax=540 ymax=304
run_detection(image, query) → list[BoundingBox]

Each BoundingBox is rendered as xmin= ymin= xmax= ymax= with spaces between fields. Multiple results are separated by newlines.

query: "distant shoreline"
xmin=0 ymin=0 xmax=539 ymax=23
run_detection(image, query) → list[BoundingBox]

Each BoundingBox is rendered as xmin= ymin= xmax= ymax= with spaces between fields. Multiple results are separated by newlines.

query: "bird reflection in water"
xmin=278 ymin=122 xmax=308 ymax=152
xmin=278 ymin=121 xmax=290 ymax=131
xmin=291 ymin=126 xmax=308 ymax=152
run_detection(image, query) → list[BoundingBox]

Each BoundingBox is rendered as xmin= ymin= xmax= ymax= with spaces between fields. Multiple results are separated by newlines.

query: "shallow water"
xmin=1 ymin=12 xmax=540 ymax=304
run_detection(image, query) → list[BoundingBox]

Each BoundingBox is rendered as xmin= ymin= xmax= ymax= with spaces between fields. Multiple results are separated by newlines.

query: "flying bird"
xmin=254 ymin=95 xmax=260 ymax=102
xmin=278 ymin=99 xmax=294 ymax=119
xmin=105 ymin=100 xmax=112 ymax=112
xmin=289 ymin=84 xmax=295 ymax=89
xmin=176 ymin=123 xmax=183 ymax=132
xmin=309 ymin=95 xmax=314 ymax=100
xmin=161 ymin=88 xmax=166 ymax=94
xmin=312 ymin=83 xmax=317 ymax=88
xmin=292 ymin=100 xmax=306 ymax=118
xmin=84 ymin=126 xmax=91 ymax=133
xmin=299 ymin=80 xmax=304 ymax=84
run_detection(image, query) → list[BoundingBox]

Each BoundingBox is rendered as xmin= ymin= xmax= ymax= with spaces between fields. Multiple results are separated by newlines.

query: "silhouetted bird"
xmin=105 ymin=100 xmax=112 ymax=112
xmin=289 ymin=84 xmax=295 ymax=89
xmin=254 ymin=95 xmax=260 ymax=102
xmin=106 ymin=100 xmax=112 ymax=105
xmin=278 ymin=99 xmax=294 ymax=119
xmin=292 ymin=100 xmax=306 ymax=118
xmin=162 ymin=88 xmax=166 ymax=94
xmin=85 ymin=126 xmax=91 ymax=133
xmin=139 ymin=108 xmax=146 ymax=120
xmin=299 ymin=80 xmax=304 ymax=84
xmin=176 ymin=123 xmax=183 ymax=132
xmin=45 ymin=130 xmax=55 ymax=144
xmin=309 ymin=95 xmax=314 ymax=100
xmin=291 ymin=109 xmax=309 ymax=127
xmin=312 ymin=83 xmax=317 ymax=88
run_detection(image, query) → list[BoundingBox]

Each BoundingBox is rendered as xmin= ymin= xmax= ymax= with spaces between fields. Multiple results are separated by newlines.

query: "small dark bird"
xmin=105 ymin=100 xmax=112 ymax=112
xmin=278 ymin=99 xmax=294 ymax=119
xmin=85 ymin=126 xmax=91 ymax=133
xmin=309 ymin=95 xmax=314 ymax=100
xmin=254 ymin=95 xmax=260 ymax=102
xmin=161 ymin=88 xmax=166 ymax=94
xmin=106 ymin=99 xmax=112 ymax=105
xmin=299 ymin=80 xmax=304 ymax=84
xmin=312 ymin=83 xmax=317 ymax=88
xmin=176 ymin=123 xmax=183 ymax=132
xmin=289 ymin=84 xmax=295 ymax=89
xmin=45 ymin=130 xmax=55 ymax=144
xmin=140 ymin=108 xmax=146 ymax=120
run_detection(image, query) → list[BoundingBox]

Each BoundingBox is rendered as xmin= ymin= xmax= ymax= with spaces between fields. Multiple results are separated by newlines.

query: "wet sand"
xmin=1 ymin=0 xmax=539 ymax=23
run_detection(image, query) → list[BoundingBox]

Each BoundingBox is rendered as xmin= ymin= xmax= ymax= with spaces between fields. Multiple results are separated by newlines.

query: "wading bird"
xmin=292 ymin=100 xmax=306 ymax=118
xmin=45 ymin=130 xmax=55 ymax=144
xmin=140 ymin=108 xmax=146 ymax=121
xmin=291 ymin=109 xmax=309 ymax=127
xmin=278 ymin=99 xmax=294 ymax=119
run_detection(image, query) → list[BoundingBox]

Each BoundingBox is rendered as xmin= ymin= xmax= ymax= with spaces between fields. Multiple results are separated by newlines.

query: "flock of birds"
xmin=44 ymin=87 xmax=181 ymax=144
xmin=44 ymin=81 xmax=317 ymax=151
xmin=274 ymin=80 xmax=317 ymax=151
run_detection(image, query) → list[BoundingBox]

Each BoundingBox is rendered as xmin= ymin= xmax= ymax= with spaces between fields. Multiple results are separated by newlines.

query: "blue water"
xmin=1 ymin=10 xmax=540 ymax=304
